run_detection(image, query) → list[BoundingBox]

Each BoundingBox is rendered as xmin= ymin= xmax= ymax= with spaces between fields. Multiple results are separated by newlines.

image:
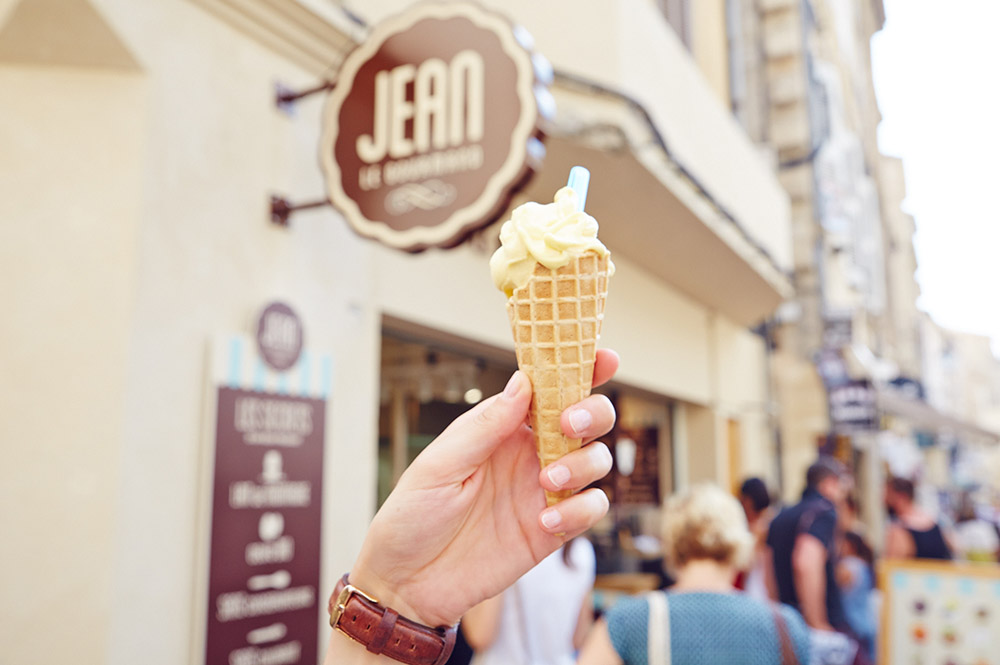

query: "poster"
xmin=880 ymin=558 xmax=1000 ymax=665
xmin=202 ymin=332 xmax=332 ymax=665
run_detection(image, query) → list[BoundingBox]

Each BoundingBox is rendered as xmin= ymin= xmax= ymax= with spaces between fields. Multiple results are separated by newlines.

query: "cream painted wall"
xmin=683 ymin=405 xmax=722 ymax=484
xmin=711 ymin=315 xmax=776 ymax=486
xmin=772 ymin=345 xmax=830 ymax=502
xmin=374 ymin=245 xmax=715 ymax=406
xmin=0 ymin=66 xmax=146 ymax=664
xmin=691 ymin=0 xmax=732 ymax=109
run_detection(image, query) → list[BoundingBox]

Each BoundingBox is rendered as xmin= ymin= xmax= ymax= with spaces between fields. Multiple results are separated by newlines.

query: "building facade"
xmin=715 ymin=0 xmax=999 ymax=537
xmin=1 ymin=0 xmax=795 ymax=662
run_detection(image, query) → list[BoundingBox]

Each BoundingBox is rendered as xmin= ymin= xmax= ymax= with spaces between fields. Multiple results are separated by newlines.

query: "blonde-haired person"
xmin=577 ymin=484 xmax=811 ymax=665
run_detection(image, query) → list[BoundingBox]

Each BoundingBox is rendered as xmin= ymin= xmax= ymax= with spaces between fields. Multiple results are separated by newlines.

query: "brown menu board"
xmin=616 ymin=427 xmax=661 ymax=505
xmin=202 ymin=334 xmax=330 ymax=665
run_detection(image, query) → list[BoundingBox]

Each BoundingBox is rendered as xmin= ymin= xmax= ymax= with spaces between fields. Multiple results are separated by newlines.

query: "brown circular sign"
xmin=255 ymin=302 xmax=303 ymax=372
xmin=320 ymin=2 xmax=544 ymax=252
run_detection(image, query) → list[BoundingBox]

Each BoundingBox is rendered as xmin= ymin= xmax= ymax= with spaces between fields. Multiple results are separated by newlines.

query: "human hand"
xmin=348 ymin=349 xmax=619 ymax=629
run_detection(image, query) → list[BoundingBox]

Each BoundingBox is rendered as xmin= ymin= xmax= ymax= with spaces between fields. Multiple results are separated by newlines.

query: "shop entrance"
xmin=377 ymin=327 xmax=518 ymax=507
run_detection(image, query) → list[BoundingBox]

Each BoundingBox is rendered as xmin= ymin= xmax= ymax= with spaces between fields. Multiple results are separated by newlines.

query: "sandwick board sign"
xmin=320 ymin=2 xmax=549 ymax=251
xmin=198 ymin=316 xmax=333 ymax=665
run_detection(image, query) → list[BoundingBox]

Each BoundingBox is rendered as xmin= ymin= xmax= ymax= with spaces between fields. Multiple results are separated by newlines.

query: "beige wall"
xmin=0 ymin=65 xmax=146 ymax=663
xmin=690 ymin=0 xmax=731 ymax=109
xmin=772 ymin=331 xmax=831 ymax=502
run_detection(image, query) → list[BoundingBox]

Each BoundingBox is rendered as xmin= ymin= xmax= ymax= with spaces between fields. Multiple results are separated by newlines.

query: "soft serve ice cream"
xmin=490 ymin=187 xmax=614 ymax=297
xmin=491 ymin=185 xmax=613 ymax=506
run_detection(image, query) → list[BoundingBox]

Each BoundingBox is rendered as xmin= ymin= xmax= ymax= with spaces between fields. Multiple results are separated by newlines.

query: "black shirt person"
xmin=765 ymin=458 xmax=850 ymax=633
xmin=884 ymin=476 xmax=952 ymax=560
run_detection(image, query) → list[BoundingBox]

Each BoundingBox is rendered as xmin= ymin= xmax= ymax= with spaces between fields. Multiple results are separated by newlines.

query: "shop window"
xmin=591 ymin=392 xmax=674 ymax=588
xmin=377 ymin=331 xmax=516 ymax=507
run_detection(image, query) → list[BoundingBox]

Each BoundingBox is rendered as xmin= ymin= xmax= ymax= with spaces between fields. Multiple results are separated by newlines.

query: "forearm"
xmin=573 ymin=592 xmax=595 ymax=651
xmin=793 ymin=536 xmax=832 ymax=630
xmin=324 ymin=631 xmax=395 ymax=665
xmin=795 ymin=571 xmax=830 ymax=629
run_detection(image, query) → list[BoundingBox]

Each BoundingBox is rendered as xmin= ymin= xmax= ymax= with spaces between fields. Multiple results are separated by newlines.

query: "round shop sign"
xmin=320 ymin=1 xmax=546 ymax=252
xmin=255 ymin=302 xmax=303 ymax=372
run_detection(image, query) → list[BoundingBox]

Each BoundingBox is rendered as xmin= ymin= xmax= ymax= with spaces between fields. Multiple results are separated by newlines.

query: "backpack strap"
xmin=647 ymin=591 xmax=671 ymax=665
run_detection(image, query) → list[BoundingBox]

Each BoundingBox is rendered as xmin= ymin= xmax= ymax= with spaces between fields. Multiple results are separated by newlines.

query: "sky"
xmin=870 ymin=0 xmax=1000 ymax=351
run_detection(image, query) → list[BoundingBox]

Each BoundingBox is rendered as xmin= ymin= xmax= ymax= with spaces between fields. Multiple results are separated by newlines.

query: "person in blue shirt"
xmin=836 ymin=531 xmax=876 ymax=662
xmin=577 ymin=484 xmax=811 ymax=665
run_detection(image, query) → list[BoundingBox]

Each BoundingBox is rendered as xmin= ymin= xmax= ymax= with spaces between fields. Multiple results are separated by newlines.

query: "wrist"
xmin=347 ymin=569 xmax=442 ymax=629
xmin=329 ymin=573 xmax=457 ymax=665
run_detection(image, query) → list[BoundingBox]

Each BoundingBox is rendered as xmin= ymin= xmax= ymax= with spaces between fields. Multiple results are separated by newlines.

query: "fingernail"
xmin=541 ymin=508 xmax=563 ymax=530
xmin=547 ymin=464 xmax=571 ymax=489
xmin=568 ymin=408 xmax=592 ymax=435
xmin=503 ymin=372 xmax=521 ymax=398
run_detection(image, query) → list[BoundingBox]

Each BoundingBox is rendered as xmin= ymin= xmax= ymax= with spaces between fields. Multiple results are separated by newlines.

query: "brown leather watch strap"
xmin=329 ymin=574 xmax=457 ymax=665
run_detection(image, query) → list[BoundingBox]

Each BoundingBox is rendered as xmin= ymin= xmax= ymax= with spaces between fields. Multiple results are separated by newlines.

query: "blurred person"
xmin=952 ymin=493 xmax=999 ymax=563
xmin=883 ymin=477 xmax=952 ymax=560
xmin=323 ymin=352 xmax=619 ymax=665
xmin=736 ymin=477 xmax=775 ymax=601
xmin=462 ymin=537 xmax=596 ymax=665
xmin=836 ymin=532 xmax=876 ymax=663
xmin=840 ymin=494 xmax=866 ymax=539
xmin=765 ymin=458 xmax=860 ymax=665
xmin=576 ymin=484 xmax=811 ymax=665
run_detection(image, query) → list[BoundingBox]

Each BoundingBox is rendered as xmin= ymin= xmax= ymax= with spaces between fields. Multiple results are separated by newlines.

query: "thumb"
xmin=423 ymin=371 xmax=532 ymax=476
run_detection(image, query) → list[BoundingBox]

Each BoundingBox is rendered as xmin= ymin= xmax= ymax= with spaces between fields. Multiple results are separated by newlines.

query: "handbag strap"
xmin=647 ymin=591 xmax=671 ymax=665
xmin=770 ymin=603 xmax=798 ymax=665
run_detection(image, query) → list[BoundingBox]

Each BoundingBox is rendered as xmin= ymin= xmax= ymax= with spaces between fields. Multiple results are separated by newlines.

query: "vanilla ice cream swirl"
xmin=490 ymin=187 xmax=615 ymax=297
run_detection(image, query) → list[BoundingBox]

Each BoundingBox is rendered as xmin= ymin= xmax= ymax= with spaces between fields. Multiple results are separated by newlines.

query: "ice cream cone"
xmin=507 ymin=252 xmax=611 ymax=506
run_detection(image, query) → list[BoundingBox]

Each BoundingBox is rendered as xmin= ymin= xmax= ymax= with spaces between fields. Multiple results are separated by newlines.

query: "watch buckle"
xmin=330 ymin=582 xmax=379 ymax=629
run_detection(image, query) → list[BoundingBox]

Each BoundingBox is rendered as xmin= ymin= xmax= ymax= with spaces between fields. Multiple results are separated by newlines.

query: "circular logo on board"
xmin=255 ymin=302 xmax=303 ymax=372
xmin=320 ymin=2 xmax=547 ymax=252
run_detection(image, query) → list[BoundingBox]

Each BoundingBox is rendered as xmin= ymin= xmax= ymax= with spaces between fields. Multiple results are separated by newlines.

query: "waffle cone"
xmin=507 ymin=253 xmax=610 ymax=506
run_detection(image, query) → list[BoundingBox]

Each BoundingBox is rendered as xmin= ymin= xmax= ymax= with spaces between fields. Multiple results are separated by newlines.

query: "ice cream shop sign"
xmin=320 ymin=2 xmax=547 ymax=251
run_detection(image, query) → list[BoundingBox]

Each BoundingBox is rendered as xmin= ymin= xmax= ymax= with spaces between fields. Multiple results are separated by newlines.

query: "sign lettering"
xmin=320 ymin=2 xmax=547 ymax=251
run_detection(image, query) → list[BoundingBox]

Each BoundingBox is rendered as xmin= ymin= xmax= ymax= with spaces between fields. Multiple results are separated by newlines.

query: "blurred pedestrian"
xmin=836 ymin=532 xmax=876 ymax=663
xmin=765 ymin=458 xmax=860 ymax=665
xmin=576 ymin=484 xmax=811 ymax=665
xmin=463 ymin=537 xmax=596 ymax=665
xmin=952 ymin=493 xmax=999 ymax=563
xmin=883 ymin=476 xmax=952 ymax=560
xmin=840 ymin=494 xmax=866 ymax=539
xmin=737 ymin=477 xmax=775 ymax=602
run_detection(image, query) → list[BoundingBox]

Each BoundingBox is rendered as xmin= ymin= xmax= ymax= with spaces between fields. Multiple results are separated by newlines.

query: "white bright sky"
xmin=871 ymin=0 xmax=1000 ymax=352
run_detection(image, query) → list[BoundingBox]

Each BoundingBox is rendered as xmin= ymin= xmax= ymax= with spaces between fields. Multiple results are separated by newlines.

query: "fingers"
xmin=538 ymin=441 xmax=613 ymax=494
xmin=538 ymin=488 xmax=610 ymax=535
xmin=593 ymin=349 xmax=620 ymax=388
xmin=418 ymin=371 xmax=533 ymax=480
xmin=561 ymin=393 xmax=615 ymax=442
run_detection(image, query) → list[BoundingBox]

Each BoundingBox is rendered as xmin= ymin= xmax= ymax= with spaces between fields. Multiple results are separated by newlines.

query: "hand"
xmin=349 ymin=350 xmax=619 ymax=629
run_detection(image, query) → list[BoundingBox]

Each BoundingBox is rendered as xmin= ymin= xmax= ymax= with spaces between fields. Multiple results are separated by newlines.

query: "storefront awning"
xmin=513 ymin=74 xmax=794 ymax=328
xmin=877 ymin=389 xmax=1000 ymax=444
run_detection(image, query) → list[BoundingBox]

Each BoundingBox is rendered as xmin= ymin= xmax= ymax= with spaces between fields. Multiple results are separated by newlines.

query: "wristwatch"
xmin=329 ymin=574 xmax=457 ymax=665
